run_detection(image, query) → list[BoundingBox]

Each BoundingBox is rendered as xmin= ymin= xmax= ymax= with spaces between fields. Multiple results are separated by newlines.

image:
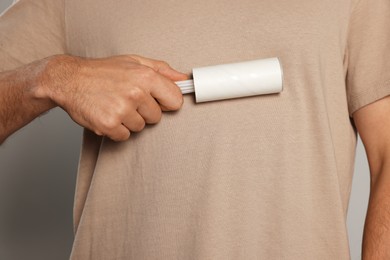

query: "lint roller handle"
xmin=192 ymin=57 xmax=283 ymax=103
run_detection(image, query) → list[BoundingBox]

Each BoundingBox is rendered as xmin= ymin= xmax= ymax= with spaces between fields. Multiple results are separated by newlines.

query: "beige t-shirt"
xmin=1 ymin=0 xmax=390 ymax=259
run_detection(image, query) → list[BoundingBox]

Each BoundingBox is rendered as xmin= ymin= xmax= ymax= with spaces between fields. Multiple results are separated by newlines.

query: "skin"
xmin=0 ymin=54 xmax=188 ymax=143
xmin=353 ymin=95 xmax=390 ymax=260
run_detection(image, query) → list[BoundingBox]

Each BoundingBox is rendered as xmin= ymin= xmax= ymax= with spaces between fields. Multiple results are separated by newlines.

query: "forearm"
xmin=0 ymin=57 xmax=58 ymax=144
xmin=363 ymin=160 xmax=390 ymax=260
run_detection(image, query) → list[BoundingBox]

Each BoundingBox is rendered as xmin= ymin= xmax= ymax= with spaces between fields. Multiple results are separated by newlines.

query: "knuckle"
xmin=101 ymin=117 xmax=120 ymax=131
xmin=140 ymin=66 xmax=157 ymax=80
xmin=127 ymin=87 xmax=146 ymax=101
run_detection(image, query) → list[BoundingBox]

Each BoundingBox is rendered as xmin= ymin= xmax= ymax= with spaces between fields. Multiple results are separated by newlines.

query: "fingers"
xmin=131 ymin=65 xmax=184 ymax=111
xmin=148 ymin=72 xmax=184 ymax=111
xmin=103 ymin=124 xmax=131 ymax=142
xmin=104 ymin=100 xmax=159 ymax=141
xmin=97 ymin=96 xmax=161 ymax=141
xmin=112 ymin=125 xmax=131 ymax=142
xmin=137 ymin=95 xmax=162 ymax=124
xmin=155 ymin=62 xmax=189 ymax=81
xmin=121 ymin=110 xmax=146 ymax=133
xmin=124 ymin=54 xmax=187 ymax=111
xmin=95 ymin=113 xmax=144 ymax=142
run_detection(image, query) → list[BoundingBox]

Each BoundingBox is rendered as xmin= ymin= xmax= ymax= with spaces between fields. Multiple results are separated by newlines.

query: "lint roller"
xmin=176 ymin=57 xmax=283 ymax=102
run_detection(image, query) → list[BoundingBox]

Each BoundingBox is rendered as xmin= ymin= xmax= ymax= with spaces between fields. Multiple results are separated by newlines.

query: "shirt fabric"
xmin=1 ymin=0 xmax=390 ymax=259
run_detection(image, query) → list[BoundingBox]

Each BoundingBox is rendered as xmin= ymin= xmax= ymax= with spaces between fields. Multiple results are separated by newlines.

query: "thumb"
xmin=130 ymin=55 xmax=189 ymax=81
xmin=157 ymin=64 xmax=189 ymax=82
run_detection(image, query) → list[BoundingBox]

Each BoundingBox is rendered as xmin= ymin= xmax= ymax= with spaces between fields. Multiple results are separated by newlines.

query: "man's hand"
xmin=353 ymin=95 xmax=390 ymax=260
xmin=0 ymin=54 xmax=188 ymax=143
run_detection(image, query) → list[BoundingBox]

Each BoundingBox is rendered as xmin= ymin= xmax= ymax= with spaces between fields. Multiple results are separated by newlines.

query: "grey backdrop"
xmin=0 ymin=1 xmax=370 ymax=259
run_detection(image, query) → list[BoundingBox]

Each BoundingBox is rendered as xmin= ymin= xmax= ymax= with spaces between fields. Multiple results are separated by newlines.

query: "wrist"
xmin=34 ymin=54 xmax=82 ymax=108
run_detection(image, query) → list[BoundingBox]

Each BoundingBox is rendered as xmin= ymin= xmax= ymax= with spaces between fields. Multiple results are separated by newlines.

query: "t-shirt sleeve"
xmin=0 ymin=0 xmax=66 ymax=72
xmin=345 ymin=0 xmax=390 ymax=116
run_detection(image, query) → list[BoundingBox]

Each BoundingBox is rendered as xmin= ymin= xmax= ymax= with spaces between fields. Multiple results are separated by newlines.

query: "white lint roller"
xmin=175 ymin=57 xmax=283 ymax=103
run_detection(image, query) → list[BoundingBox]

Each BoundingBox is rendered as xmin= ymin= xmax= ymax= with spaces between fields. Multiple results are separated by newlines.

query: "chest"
xmin=65 ymin=0 xmax=352 ymax=71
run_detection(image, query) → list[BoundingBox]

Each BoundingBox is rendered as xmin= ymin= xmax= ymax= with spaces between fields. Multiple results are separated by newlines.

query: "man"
xmin=0 ymin=0 xmax=389 ymax=259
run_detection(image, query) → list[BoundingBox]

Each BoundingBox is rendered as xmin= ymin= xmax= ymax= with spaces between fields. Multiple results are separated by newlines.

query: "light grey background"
xmin=0 ymin=1 xmax=370 ymax=259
